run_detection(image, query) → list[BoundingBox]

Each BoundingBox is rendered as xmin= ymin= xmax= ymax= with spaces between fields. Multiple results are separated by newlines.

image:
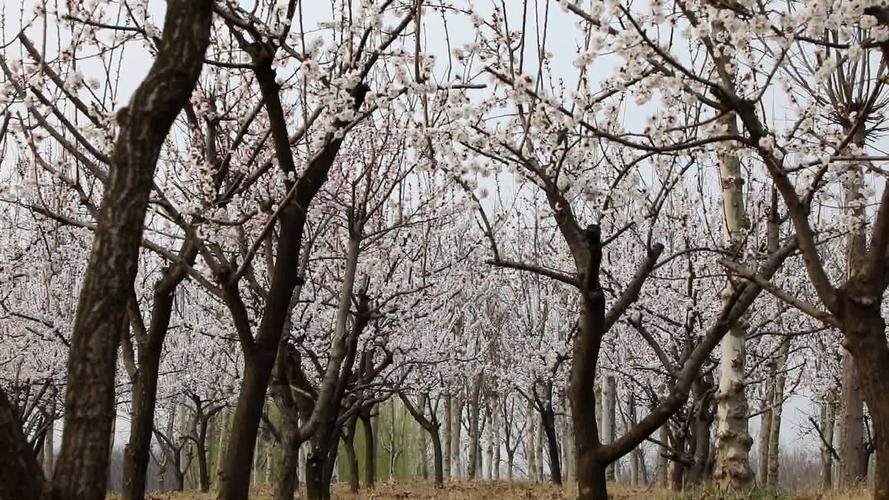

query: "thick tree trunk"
xmin=304 ymin=454 xmax=328 ymax=500
xmin=576 ymin=450 xmax=608 ymax=500
xmin=273 ymin=411 xmax=300 ymax=500
xmin=50 ymin=4 xmax=211 ymax=499
xmin=840 ymin=306 xmax=889 ymax=499
xmin=838 ymin=348 xmax=869 ymax=487
xmin=687 ymin=375 xmax=714 ymax=486
xmin=712 ymin=108 xmax=754 ymax=493
xmin=570 ymin=239 xmax=607 ymax=500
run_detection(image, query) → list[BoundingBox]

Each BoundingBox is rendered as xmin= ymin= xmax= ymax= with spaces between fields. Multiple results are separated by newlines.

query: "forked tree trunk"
xmin=122 ymin=240 xmax=197 ymax=500
xmin=49 ymin=4 xmax=211 ymax=499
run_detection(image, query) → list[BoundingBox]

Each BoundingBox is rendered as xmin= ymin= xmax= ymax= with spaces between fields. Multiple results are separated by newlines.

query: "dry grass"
xmin=128 ymin=481 xmax=872 ymax=500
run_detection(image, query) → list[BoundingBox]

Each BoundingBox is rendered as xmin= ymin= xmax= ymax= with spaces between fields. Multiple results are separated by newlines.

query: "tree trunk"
xmin=767 ymin=339 xmax=789 ymax=486
xmin=838 ymin=347 xmax=869 ymax=487
xmin=122 ymin=340 xmax=166 ymax=500
xmin=576 ymin=450 xmax=608 ymax=500
xmin=304 ymin=454 xmax=328 ymax=500
xmin=658 ymin=425 xmax=669 ymax=487
xmin=527 ymin=398 xmax=538 ymax=481
xmin=343 ymin=418 xmax=360 ymax=494
xmin=451 ymin=396 xmax=463 ymax=479
xmin=216 ymin=63 xmax=369 ymax=500
xmin=820 ymin=397 xmax=836 ymax=490
xmin=687 ymin=375 xmax=714 ymax=486
xmin=0 ymin=386 xmax=45 ymax=499
xmin=840 ymin=306 xmax=889 ymax=499
xmin=274 ymin=410 xmax=301 ymax=500
xmin=122 ymin=238 xmax=197 ymax=500
xmin=757 ymin=366 xmax=774 ymax=485
xmin=430 ymin=425 xmax=445 ymax=488
xmin=467 ymin=382 xmax=481 ymax=479
xmin=50 ymin=4 xmax=211 ymax=499
xmin=541 ymin=407 xmax=562 ymax=485
xmin=443 ymin=395 xmax=452 ymax=481
xmin=44 ymin=416 xmax=55 ymax=477
xmin=601 ymin=375 xmax=616 ymax=481
xmin=712 ymin=106 xmax=754 ymax=493
xmin=361 ymin=412 xmax=376 ymax=488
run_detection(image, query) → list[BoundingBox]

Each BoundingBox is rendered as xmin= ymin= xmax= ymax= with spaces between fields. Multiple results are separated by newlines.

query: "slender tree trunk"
xmin=44 ymin=416 xmax=55 ymax=478
xmin=687 ymin=376 xmax=714 ymax=486
xmin=820 ymin=398 xmax=836 ymax=490
xmin=122 ymin=238 xmax=197 ymax=500
xmin=541 ymin=406 xmax=562 ymax=485
xmin=343 ymin=417 xmax=360 ymax=494
xmin=122 ymin=340 xmax=166 ymax=500
xmin=430 ymin=425 xmax=445 ymax=488
xmin=527 ymin=399 xmax=539 ymax=482
xmin=443 ymin=396 xmax=452 ymax=481
xmin=767 ymin=339 xmax=789 ymax=486
xmin=656 ymin=425 xmax=667 ymax=487
xmin=361 ymin=412 xmax=376 ymax=488
xmin=757 ymin=367 xmax=774 ymax=485
xmin=467 ymin=382 xmax=481 ymax=479
xmin=50 ymin=5 xmax=211 ymax=499
xmin=601 ymin=375 xmax=616 ymax=481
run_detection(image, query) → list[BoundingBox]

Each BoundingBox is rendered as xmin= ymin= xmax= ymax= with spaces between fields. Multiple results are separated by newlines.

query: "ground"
xmin=125 ymin=481 xmax=872 ymax=499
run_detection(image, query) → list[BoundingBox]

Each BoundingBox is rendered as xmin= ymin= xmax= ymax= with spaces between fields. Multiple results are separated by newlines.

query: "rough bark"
xmin=712 ymin=111 xmax=754 ymax=492
xmin=50 ymin=5 xmax=211 ymax=499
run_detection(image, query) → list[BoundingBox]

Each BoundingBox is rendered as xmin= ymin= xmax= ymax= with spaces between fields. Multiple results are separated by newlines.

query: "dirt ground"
xmin=128 ymin=481 xmax=871 ymax=499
